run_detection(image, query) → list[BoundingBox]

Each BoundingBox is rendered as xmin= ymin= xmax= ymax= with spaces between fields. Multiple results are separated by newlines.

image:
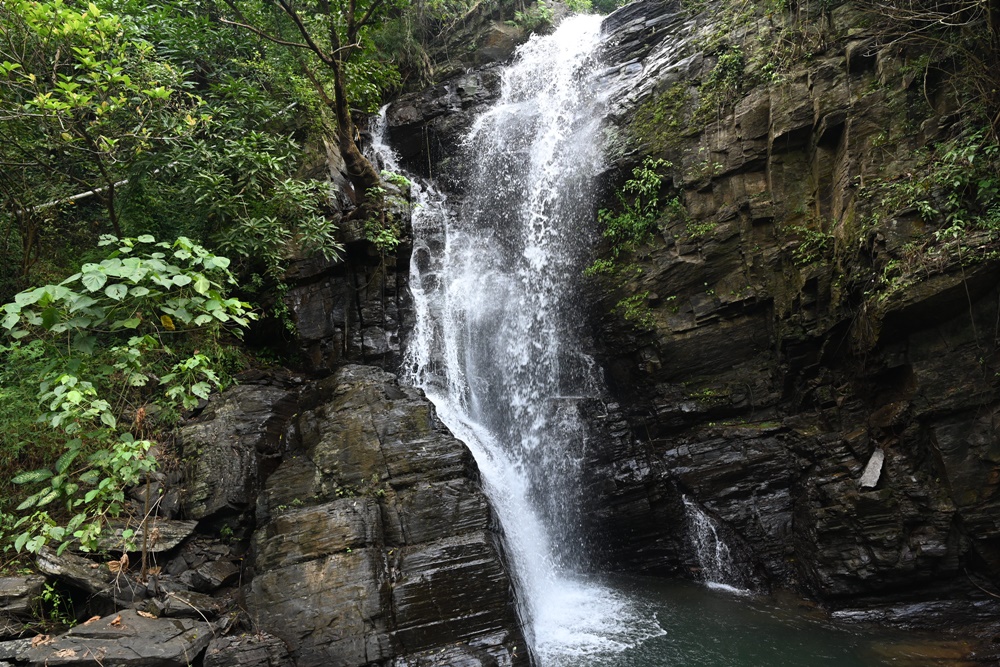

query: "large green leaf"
xmin=193 ymin=275 xmax=210 ymax=294
xmin=81 ymin=271 xmax=108 ymax=292
xmin=68 ymin=295 xmax=99 ymax=313
xmin=72 ymin=333 xmax=98 ymax=354
xmin=41 ymin=307 xmax=59 ymax=330
xmin=12 ymin=469 xmax=53 ymax=484
xmin=14 ymin=288 xmax=44 ymax=306
xmin=105 ymin=284 xmax=128 ymax=301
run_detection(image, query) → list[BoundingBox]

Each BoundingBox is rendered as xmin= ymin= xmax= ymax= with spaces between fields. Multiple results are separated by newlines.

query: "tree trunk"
xmin=330 ymin=57 xmax=381 ymax=198
xmin=990 ymin=0 xmax=1000 ymax=47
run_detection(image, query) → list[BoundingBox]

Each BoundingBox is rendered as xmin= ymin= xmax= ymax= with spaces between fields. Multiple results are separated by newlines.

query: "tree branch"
xmin=354 ymin=0 xmax=387 ymax=36
xmin=217 ymin=16 xmax=311 ymax=50
xmin=275 ymin=0 xmax=335 ymax=65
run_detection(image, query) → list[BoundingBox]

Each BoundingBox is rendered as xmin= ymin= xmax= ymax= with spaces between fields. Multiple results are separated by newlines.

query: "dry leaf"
xmin=82 ymin=615 xmax=102 ymax=625
xmin=147 ymin=566 xmax=161 ymax=576
xmin=148 ymin=527 xmax=161 ymax=545
xmin=108 ymin=561 xmax=121 ymax=573
xmin=54 ymin=649 xmax=77 ymax=658
xmin=137 ymin=610 xmax=156 ymax=619
xmin=120 ymin=553 xmax=130 ymax=570
xmin=109 ymin=614 xmax=122 ymax=627
xmin=30 ymin=634 xmax=50 ymax=647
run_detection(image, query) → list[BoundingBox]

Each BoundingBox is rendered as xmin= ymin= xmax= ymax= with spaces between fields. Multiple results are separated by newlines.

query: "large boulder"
xmin=9 ymin=611 xmax=211 ymax=666
xmin=244 ymin=365 xmax=527 ymax=667
xmin=178 ymin=379 xmax=300 ymax=524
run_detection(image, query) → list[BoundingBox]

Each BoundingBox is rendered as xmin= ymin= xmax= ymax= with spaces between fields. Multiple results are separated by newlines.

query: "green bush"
xmin=0 ymin=235 xmax=254 ymax=556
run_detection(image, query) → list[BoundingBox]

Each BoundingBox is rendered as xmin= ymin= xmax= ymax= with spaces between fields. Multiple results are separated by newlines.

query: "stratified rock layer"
xmin=573 ymin=0 xmax=1000 ymax=621
xmin=383 ymin=0 xmax=1000 ymax=636
xmin=243 ymin=365 xmax=527 ymax=667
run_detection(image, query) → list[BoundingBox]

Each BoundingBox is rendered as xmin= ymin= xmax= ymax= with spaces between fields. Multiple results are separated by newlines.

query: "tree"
xmin=0 ymin=1 xmax=200 ymax=237
xmin=216 ymin=0 xmax=401 ymax=202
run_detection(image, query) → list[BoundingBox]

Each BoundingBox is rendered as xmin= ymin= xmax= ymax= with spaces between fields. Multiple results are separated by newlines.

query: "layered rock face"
xmin=243 ymin=365 xmax=527 ymax=667
xmin=383 ymin=0 xmax=1000 ymax=624
xmin=575 ymin=0 xmax=1000 ymax=616
xmin=2 ymin=366 xmax=526 ymax=666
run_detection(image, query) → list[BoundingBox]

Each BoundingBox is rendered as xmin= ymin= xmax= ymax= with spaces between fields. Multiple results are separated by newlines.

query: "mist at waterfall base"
xmin=393 ymin=15 xmax=932 ymax=667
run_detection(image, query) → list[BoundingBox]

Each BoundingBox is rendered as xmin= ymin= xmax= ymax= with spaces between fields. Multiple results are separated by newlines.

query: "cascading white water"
xmin=400 ymin=15 xmax=663 ymax=666
xmin=682 ymin=496 xmax=750 ymax=595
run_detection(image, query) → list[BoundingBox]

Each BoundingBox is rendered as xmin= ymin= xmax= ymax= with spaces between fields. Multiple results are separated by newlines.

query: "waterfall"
xmin=682 ymin=496 xmax=751 ymax=595
xmin=399 ymin=14 xmax=663 ymax=666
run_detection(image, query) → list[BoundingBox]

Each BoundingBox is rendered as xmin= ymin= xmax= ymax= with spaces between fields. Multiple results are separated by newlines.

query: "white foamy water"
xmin=398 ymin=15 xmax=663 ymax=664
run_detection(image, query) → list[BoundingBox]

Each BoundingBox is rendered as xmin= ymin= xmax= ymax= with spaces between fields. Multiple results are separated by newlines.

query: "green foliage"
xmin=885 ymin=131 xmax=1000 ymax=239
xmin=856 ymin=0 xmax=1000 ymax=136
xmin=1 ymin=0 xmax=346 ymax=304
xmin=0 ymin=341 xmax=67 ymax=502
xmin=0 ymin=0 xmax=201 ymax=231
xmin=363 ymin=177 xmax=411 ymax=256
xmin=842 ymin=128 xmax=1000 ymax=351
xmin=613 ymin=292 xmax=655 ymax=330
xmin=565 ymin=0 xmax=594 ymax=13
xmin=509 ymin=1 xmax=554 ymax=32
xmin=371 ymin=0 xmax=510 ymax=87
xmin=695 ymin=46 xmax=746 ymax=122
xmin=366 ymin=223 xmax=404 ymax=254
xmin=592 ymin=0 xmax=629 ymax=13
xmin=786 ymin=223 xmax=833 ymax=266
xmin=628 ymin=82 xmax=692 ymax=154
xmin=587 ymin=159 xmax=682 ymax=332
xmin=381 ymin=170 xmax=412 ymax=190
xmin=596 ymin=157 xmax=670 ymax=258
xmin=686 ymin=219 xmax=718 ymax=240
xmin=2 ymin=236 xmax=253 ymax=345
xmin=345 ymin=54 xmax=404 ymax=114
xmin=36 ymin=581 xmax=76 ymax=628
xmin=364 ymin=187 xmax=404 ymax=255
xmin=0 ymin=236 xmax=254 ymax=556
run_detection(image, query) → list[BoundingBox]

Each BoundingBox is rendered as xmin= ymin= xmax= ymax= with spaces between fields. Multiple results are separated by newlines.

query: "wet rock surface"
xmin=1 ymin=361 xmax=525 ymax=666
xmin=571 ymin=0 xmax=1000 ymax=645
xmin=284 ymin=247 xmax=414 ymax=373
xmin=386 ymin=67 xmax=504 ymax=180
xmin=203 ymin=633 xmax=291 ymax=667
xmin=244 ymin=364 xmax=527 ymax=667
xmin=0 ymin=578 xmax=44 ymax=619
xmin=1 ymin=611 xmax=211 ymax=666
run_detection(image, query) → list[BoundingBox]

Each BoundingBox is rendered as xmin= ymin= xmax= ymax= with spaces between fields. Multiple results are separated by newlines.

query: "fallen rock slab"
xmin=19 ymin=611 xmax=211 ymax=666
xmin=99 ymin=520 xmax=198 ymax=554
xmin=178 ymin=560 xmax=239 ymax=594
xmin=203 ymin=633 xmax=290 ymax=667
xmin=0 ymin=638 xmax=32 ymax=662
xmin=0 ymin=578 xmax=45 ymax=617
xmin=36 ymin=549 xmax=146 ymax=605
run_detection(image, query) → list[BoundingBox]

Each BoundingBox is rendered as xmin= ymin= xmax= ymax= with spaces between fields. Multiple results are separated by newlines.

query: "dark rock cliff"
xmin=384 ymin=0 xmax=1000 ymax=641
xmin=577 ymin=0 xmax=1000 ymax=627
xmin=243 ymin=365 xmax=527 ymax=667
